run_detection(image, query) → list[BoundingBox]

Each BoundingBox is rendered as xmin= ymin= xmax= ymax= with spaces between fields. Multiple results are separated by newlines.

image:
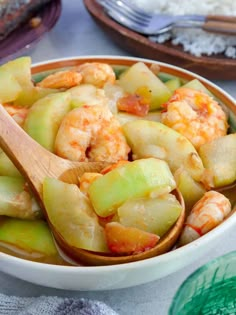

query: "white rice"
xmin=130 ymin=0 xmax=236 ymax=58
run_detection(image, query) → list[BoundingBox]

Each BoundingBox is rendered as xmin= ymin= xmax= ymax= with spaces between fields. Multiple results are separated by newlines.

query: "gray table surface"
xmin=1 ymin=1 xmax=236 ymax=314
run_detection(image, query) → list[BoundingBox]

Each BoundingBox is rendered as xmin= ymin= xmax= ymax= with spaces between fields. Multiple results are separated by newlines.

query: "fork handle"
xmin=206 ymin=15 xmax=236 ymax=23
xmin=202 ymin=20 xmax=236 ymax=35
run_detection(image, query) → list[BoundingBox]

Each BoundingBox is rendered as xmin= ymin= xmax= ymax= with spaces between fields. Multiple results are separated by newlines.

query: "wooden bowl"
xmin=84 ymin=0 xmax=236 ymax=80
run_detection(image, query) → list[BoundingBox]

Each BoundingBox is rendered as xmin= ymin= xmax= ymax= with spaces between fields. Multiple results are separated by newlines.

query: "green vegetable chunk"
xmin=174 ymin=168 xmax=206 ymax=213
xmin=182 ymin=79 xmax=214 ymax=97
xmin=0 ymin=68 xmax=22 ymax=103
xmin=0 ymin=149 xmax=21 ymax=177
xmin=68 ymin=84 xmax=104 ymax=108
xmin=123 ymin=120 xmax=205 ymax=181
xmin=0 ymin=56 xmax=59 ymax=107
xmin=116 ymin=111 xmax=161 ymax=125
xmin=118 ymin=193 xmax=182 ymax=237
xmin=0 ymin=217 xmax=57 ymax=256
xmin=113 ymin=65 xmax=128 ymax=79
xmin=43 ymin=178 xmax=108 ymax=252
xmin=0 ymin=56 xmax=33 ymax=88
xmin=157 ymin=72 xmax=180 ymax=83
xmin=88 ymin=158 xmax=176 ymax=217
xmin=24 ymin=92 xmax=71 ymax=151
xmin=165 ymin=78 xmax=182 ymax=93
xmin=14 ymin=86 xmax=58 ymax=108
xmin=229 ymin=112 xmax=236 ymax=133
xmin=119 ymin=62 xmax=171 ymax=110
xmin=199 ymin=134 xmax=236 ymax=188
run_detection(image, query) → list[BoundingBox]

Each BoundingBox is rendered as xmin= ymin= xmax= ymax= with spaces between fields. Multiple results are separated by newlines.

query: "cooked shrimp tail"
xmin=37 ymin=70 xmax=82 ymax=89
xmin=179 ymin=190 xmax=231 ymax=245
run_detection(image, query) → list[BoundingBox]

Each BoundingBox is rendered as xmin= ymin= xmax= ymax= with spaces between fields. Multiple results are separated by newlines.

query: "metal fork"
xmin=98 ymin=0 xmax=236 ymax=35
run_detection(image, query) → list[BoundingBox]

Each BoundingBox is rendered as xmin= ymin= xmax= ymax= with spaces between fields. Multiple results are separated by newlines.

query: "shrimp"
xmin=179 ymin=190 xmax=231 ymax=246
xmin=161 ymin=88 xmax=228 ymax=149
xmin=37 ymin=62 xmax=116 ymax=90
xmin=76 ymin=62 xmax=116 ymax=88
xmin=4 ymin=104 xmax=28 ymax=127
xmin=37 ymin=70 xmax=82 ymax=89
xmin=54 ymin=105 xmax=130 ymax=162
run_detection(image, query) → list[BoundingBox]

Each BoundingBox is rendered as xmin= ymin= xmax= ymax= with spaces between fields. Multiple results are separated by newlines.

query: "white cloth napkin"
xmin=0 ymin=293 xmax=119 ymax=315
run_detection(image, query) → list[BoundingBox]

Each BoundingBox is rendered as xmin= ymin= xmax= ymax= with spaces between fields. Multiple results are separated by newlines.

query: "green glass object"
xmin=169 ymin=251 xmax=236 ymax=315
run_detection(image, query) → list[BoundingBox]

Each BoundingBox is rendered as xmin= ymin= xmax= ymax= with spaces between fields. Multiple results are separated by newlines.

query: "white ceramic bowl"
xmin=0 ymin=56 xmax=235 ymax=291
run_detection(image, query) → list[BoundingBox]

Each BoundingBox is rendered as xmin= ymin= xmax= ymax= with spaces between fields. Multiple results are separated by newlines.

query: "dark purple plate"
xmin=0 ymin=0 xmax=62 ymax=64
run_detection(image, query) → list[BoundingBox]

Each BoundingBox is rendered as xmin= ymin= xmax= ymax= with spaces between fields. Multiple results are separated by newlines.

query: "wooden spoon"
xmin=0 ymin=104 xmax=185 ymax=266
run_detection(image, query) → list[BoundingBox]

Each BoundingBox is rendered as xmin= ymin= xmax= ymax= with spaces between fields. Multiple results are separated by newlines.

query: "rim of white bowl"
xmin=1 ymin=55 xmax=235 ymax=274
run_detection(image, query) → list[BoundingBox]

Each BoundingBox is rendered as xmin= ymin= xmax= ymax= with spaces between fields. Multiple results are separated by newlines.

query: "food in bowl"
xmin=0 ymin=56 xmax=235 ymax=267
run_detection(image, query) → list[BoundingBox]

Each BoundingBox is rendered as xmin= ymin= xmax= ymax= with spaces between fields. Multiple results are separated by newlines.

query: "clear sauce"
xmin=0 ymin=241 xmax=71 ymax=265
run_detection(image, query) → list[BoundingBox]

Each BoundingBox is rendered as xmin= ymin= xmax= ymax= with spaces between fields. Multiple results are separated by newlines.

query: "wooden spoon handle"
xmin=0 ymin=104 xmax=58 ymax=198
xmin=203 ymin=20 xmax=236 ymax=35
xmin=207 ymin=15 xmax=236 ymax=23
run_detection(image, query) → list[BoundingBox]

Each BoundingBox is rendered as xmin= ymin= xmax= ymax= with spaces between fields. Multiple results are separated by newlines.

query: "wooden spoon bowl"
xmin=0 ymin=104 xmax=185 ymax=266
